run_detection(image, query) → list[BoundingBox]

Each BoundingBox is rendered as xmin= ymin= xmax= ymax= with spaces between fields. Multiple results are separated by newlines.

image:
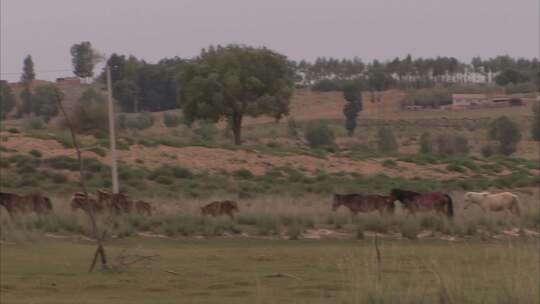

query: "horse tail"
xmin=444 ymin=194 xmax=454 ymax=217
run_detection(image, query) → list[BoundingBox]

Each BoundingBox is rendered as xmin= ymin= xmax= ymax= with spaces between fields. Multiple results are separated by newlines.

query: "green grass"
xmin=0 ymin=238 xmax=538 ymax=304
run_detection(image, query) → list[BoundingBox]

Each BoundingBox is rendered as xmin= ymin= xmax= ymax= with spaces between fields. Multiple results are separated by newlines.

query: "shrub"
xmin=305 ymin=122 xmax=335 ymax=148
xmin=25 ymin=117 xmax=45 ymax=130
xmin=488 ymin=116 xmax=521 ymax=156
xmin=29 ymin=149 xmax=42 ymax=158
xmin=382 ymin=159 xmax=398 ymax=168
xmin=155 ymin=176 xmax=174 ymax=185
xmin=192 ymin=121 xmax=218 ymax=141
xmin=481 ymin=144 xmax=497 ymax=157
xmin=446 ymin=164 xmax=466 ymax=173
xmin=172 ymin=166 xmax=193 ymax=179
xmin=436 ymin=134 xmax=469 ymax=155
xmin=62 ymin=98 xmax=108 ymax=135
xmin=163 ymin=113 xmax=182 ymax=128
xmin=532 ymin=103 xmax=540 ymax=141
xmin=377 ymin=127 xmax=398 ymax=153
xmin=287 ymin=117 xmax=298 ymax=138
xmin=234 ymin=168 xmax=254 ymax=179
xmin=122 ymin=113 xmax=155 ymax=130
xmin=419 ymin=132 xmax=433 ymax=154
xmin=7 ymin=128 xmax=19 ymax=134
xmin=50 ymin=172 xmax=68 ymax=184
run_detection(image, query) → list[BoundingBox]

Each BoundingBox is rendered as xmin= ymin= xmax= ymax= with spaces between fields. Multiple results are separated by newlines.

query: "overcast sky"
xmin=1 ymin=0 xmax=538 ymax=81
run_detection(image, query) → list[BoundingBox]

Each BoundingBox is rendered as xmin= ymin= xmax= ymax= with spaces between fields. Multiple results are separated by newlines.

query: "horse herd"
xmin=0 ymin=190 xmax=240 ymax=219
xmin=0 ymin=188 xmax=523 ymax=220
xmin=333 ymin=189 xmax=522 ymax=217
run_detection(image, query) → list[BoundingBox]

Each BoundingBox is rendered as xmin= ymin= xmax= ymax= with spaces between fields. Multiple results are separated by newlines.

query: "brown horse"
xmin=134 ymin=200 xmax=152 ymax=216
xmin=390 ymin=188 xmax=454 ymax=217
xmin=201 ymin=200 xmax=239 ymax=218
xmin=0 ymin=192 xmax=53 ymax=217
xmin=97 ymin=189 xmax=133 ymax=214
xmin=71 ymin=192 xmax=105 ymax=214
xmin=332 ymin=193 xmax=395 ymax=215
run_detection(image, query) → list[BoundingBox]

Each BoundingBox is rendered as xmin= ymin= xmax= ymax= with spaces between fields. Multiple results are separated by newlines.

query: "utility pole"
xmin=106 ymin=65 xmax=119 ymax=194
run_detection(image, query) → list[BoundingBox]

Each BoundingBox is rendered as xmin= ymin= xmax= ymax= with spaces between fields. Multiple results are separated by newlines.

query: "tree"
xmin=342 ymin=81 xmax=362 ymax=136
xmin=71 ymin=41 xmax=100 ymax=80
xmin=21 ymin=55 xmax=35 ymax=84
xmin=18 ymin=86 xmax=33 ymax=116
xmin=494 ymin=69 xmax=529 ymax=86
xmin=377 ymin=127 xmax=398 ymax=153
xmin=488 ymin=116 xmax=522 ymax=156
xmin=32 ymin=85 xmax=63 ymax=122
xmin=0 ymin=82 xmax=16 ymax=119
xmin=113 ymin=79 xmax=138 ymax=112
xmin=63 ymin=88 xmax=107 ymax=135
xmin=180 ymin=45 xmax=294 ymax=145
xmin=532 ymin=103 xmax=540 ymax=141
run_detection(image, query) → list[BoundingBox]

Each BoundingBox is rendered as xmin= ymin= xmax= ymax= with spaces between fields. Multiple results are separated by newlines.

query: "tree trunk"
xmin=231 ymin=113 xmax=243 ymax=145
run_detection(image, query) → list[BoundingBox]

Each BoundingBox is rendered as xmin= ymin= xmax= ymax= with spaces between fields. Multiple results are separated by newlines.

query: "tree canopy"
xmin=32 ymin=84 xmax=63 ymax=122
xmin=70 ymin=41 xmax=100 ymax=79
xmin=179 ymin=45 xmax=294 ymax=145
xmin=21 ymin=55 xmax=35 ymax=84
xmin=342 ymin=81 xmax=363 ymax=136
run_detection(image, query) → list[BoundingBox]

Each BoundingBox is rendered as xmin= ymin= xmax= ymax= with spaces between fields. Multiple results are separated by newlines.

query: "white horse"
xmin=463 ymin=192 xmax=521 ymax=216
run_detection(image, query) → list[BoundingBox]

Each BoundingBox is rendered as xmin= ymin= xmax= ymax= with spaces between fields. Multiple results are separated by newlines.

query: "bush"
xmin=532 ymin=103 xmax=540 ymax=141
xmin=25 ymin=117 xmax=45 ymax=130
xmin=305 ymin=122 xmax=335 ymax=148
xmin=192 ymin=121 xmax=218 ymax=142
xmin=419 ymin=132 xmax=433 ymax=154
xmin=287 ymin=117 xmax=298 ymax=138
xmin=481 ymin=144 xmax=497 ymax=157
xmin=488 ymin=116 xmax=521 ymax=156
xmin=29 ymin=149 xmax=42 ymax=158
xmin=62 ymin=99 xmax=108 ymax=135
xmin=121 ymin=112 xmax=155 ymax=130
xmin=436 ymin=134 xmax=469 ymax=155
xmin=377 ymin=127 xmax=398 ymax=153
xmin=7 ymin=128 xmax=20 ymax=134
xmin=172 ymin=166 xmax=193 ymax=179
xmin=50 ymin=172 xmax=68 ymax=184
xmin=234 ymin=168 xmax=254 ymax=179
xmin=382 ymin=159 xmax=398 ymax=168
xmin=163 ymin=113 xmax=182 ymax=128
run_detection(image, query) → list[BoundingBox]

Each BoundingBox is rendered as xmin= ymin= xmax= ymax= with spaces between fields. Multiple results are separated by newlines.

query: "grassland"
xmin=1 ymin=237 xmax=538 ymax=304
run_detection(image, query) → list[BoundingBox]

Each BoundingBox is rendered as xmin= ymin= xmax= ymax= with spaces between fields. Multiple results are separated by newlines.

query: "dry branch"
xmin=56 ymin=97 xmax=108 ymax=272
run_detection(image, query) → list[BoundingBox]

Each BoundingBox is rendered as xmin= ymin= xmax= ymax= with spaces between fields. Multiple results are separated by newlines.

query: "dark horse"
xmin=390 ymin=188 xmax=454 ymax=217
xmin=0 ymin=192 xmax=53 ymax=217
xmin=333 ymin=193 xmax=395 ymax=215
xmin=201 ymin=200 xmax=239 ymax=218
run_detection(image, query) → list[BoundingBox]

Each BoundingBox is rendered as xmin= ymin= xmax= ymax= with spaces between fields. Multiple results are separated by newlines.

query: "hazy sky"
xmin=1 ymin=0 xmax=538 ymax=81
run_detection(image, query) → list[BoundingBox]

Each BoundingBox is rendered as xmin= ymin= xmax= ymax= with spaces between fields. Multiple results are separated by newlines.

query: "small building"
xmin=56 ymin=77 xmax=81 ymax=85
xmin=451 ymin=94 xmax=488 ymax=109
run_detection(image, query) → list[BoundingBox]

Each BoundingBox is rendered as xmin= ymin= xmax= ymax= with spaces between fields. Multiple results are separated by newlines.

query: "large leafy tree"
xmin=21 ymin=55 xmax=35 ymax=84
xmin=488 ymin=116 xmax=522 ymax=156
xmin=70 ymin=41 xmax=100 ymax=79
xmin=32 ymin=85 xmax=63 ymax=122
xmin=179 ymin=45 xmax=294 ymax=145
xmin=494 ymin=69 xmax=529 ymax=86
xmin=0 ymin=82 xmax=16 ymax=119
xmin=342 ymin=80 xmax=363 ymax=136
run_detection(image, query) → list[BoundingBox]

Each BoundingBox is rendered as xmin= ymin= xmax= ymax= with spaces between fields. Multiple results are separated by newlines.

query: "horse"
xmin=71 ymin=192 xmax=105 ymax=214
xmin=463 ymin=192 xmax=520 ymax=216
xmin=332 ymin=193 xmax=395 ymax=215
xmin=0 ymin=192 xmax=53 ymax=217
xmin=201 ymin=200 xmax=239 ymax=218
xmin=134 ymin=200 xmax=152 ymax=216
xmin=97 ymin=189 xmax=133 ymax=214
xmin=390 ymin=188 xmax=454 ymax=218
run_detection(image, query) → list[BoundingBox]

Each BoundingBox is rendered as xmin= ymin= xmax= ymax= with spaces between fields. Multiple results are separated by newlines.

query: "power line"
xmin=0 ymin=69 xmax=73 ymax=75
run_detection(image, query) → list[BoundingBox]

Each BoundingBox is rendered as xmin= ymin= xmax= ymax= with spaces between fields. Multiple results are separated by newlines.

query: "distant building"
xmin=451 ymin=94 xmax=488 ymax=109
xmin=56 ymin=77 xmax=81 ymax=85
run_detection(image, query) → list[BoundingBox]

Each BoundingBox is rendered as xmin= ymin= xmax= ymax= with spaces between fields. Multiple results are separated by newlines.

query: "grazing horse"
xmin=201 ymin=200 xmax=239 ymax=218
xmin=332 ymin=193 xmax=395 ymax=215
xmin=0 ymin=192 xmax=53 ymax=217
xmin=97 ymin=189 xmax=133 ymax=214
xmin=390 ymin=188 xmax=454 ymax=217
xmin=463 ymin=192 xmax=520 ymax=216
xmin=134 ymin=200 xmax=152 ymax=216
xmin=71 ymin=192 xmax=105 ymax=214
